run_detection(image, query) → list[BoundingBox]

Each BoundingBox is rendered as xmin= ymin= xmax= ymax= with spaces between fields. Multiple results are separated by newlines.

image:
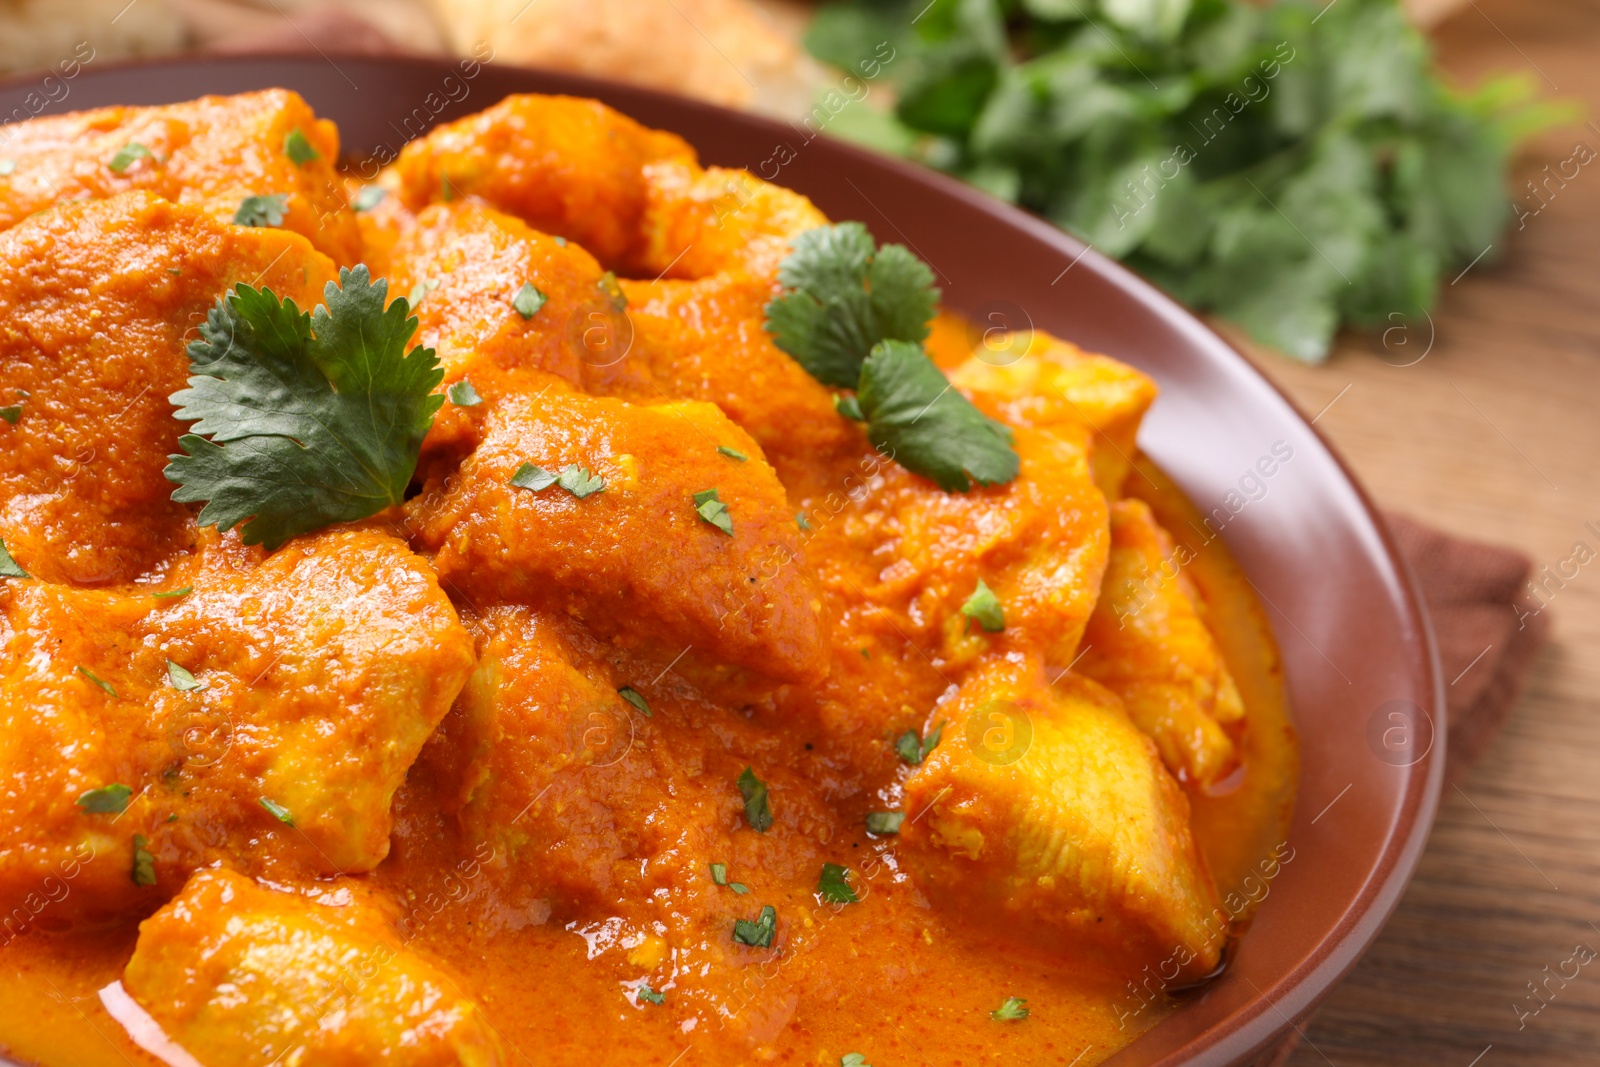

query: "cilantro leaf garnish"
xmin=132 ymin=835 xmax=156 ymax=886
xmin=817 ymin=863 xmax=859 ymax=905
xmin=108 ymin=142 xmax=153 ymax=173
xmin=164 ymin=265 xmax=444 ymax=550
xmin=736 ymin=767 xmax=773 ymax=832
xmin=857 ymin=341 xmax=1018 ymax=492
xmin=716 ymin=445 xmax=748 ymax=462
xmin=351 ymin=185 xmax=387 ymax=212
xmin=448 ymin=379 xmax=482 ymax=407
xmin=732 ymin=904 xmax=778 ymax=948
xmin=710 ymin=862 xmax=750 ymax=894
xmin=259 ymin=796 xmax=295 ymax=826
xmin=77 ymin=784 xmax=132 ymax=814
xmin=618 ymin=686 xmax=651 ymax=717
xmin=0 ymin=404 xmax=20 ymax=424
xmin=283 ymin=129 xmax=320 ymax=166
xmin=637 ymin=983 xmax=665 ymax=1006
xmin=510 ymin=463 xmax=557 ymax=491
xmin=0 ymin=538 xmax=27 ymax=578
xmin=167 ymin=660 xmax=204 ymax=692
xmin=694 ymin=489 xmax=734 ymax=536
xmin=151 ymin=586 xmax=192 ymax=599
xmin=233 ymin=193 xmax=288 ymax=227
xmin=842 ymin=1055 xmax=872 ymax=1067
xmin=864 ymin=811 xmax=903 ymax=835
xmin=512 ymin=282 xmax=547 ymax=319
xmin=557 ymin=465 xmax=605 ymax=498
xmin=896 ymin=721 xmax=943 ymax=766
xmin=76 ymin=666 xmax=117 ymax=698
xmin=960 ymin=578 xmax=1005 ymax=633
xmin=763 ymin=222 xmax=937 ymax=388
xmin=991 ymin=996 xmax=1029 ymax=1022
xmin=833 ymin=393 xmax=864 ymax=421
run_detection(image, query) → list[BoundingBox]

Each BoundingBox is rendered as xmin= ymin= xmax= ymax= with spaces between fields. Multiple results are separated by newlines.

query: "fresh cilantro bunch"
xmin=807 ymin=0 xmax=1572 ymax=361
xmin=166 ymin=266 xmax=444 ymax=549
xmin=765 ymin=223 xmax=1019 ymax=492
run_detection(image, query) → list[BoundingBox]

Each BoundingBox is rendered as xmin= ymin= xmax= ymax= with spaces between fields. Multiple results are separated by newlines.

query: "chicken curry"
xmin=0 ymin=89 xmax=1296 ymax=1067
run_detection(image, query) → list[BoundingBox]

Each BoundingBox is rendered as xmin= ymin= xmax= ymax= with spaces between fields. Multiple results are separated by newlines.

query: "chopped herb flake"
xmin=512 ymin=282 xmax=547 ymax=319
xmin=259 ymin=796 xmax=295 ymax=826
xmin=283 ymin=129 xmax=320 ymax=166
xmin=0 ymin=405 xmax=19 ymax=424
xmin=166 ymin=660 xmax=203 ymax=692
xmin=817 ymin=862 xmax=859 ymax=905
xmin=716 ymin=445 xmax=748 ymax=462
xmin=76 ymin=666 xmax=117 ymax=698
xmin=710 ymin=863 xmax=749 ymax=894
xmin=233 ymin=193 xmax=288 ymax=227
xmin=556 ymin=464 xmax=605 ymax=498
xmin=896 ymin=721 xmax=943 ymax=766
xmin=131 ymin=834 xmax=156 ymax=886
xmin=637 ymin=983 xmax=665 ymax=1005
xmin=0 ymin=538 xmax=27 ymax=578
xmin=108 ymin=142 xmax=154 ymax=173
xmin=618 ymin=686 xmax=651 ymax=717
xmin=736 ymin=767 xmax=773 ymax=832
xmin=961 ymin=579 xmax=1006 ymax=633
xmin=152 ymin=586 xmax=192 ymax=599
xmin=834 ymin=393 xmax=864 ymax=421
xmin=865 ymin=811 xmax=904 ymax=835
xmin=991 ymin=997 xmax=1030 ymax=1022
xmin=351 ymin=185 xmax=387 ymax=212
xmin=510 ymin=462 xmax=558 ymax=491
xmin=77 ymin=784 xmax=132 ymax=814
xmin=597 ymin=271 xmax=627 ymax=309
xmin=448 ymin=379 xmax=483 ymax=407
xmin=842 ymin=1055 xmax=872 ymax=1067
xmin=732 ymin=904 xmax=777 ymax=948
xmin=694 ymin=488 xmax=733 ymax=536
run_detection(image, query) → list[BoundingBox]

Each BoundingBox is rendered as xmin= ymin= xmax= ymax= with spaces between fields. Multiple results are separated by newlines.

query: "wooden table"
xmin=1233 ymin=1 xmax=1600 ymax=1062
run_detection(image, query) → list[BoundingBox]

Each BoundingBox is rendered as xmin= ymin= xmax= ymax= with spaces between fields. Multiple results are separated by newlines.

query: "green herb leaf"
xmin=448 ymin=379 xmax=483 ymax=407
xmin=77 ymin=784 xmax=132 ymax=814
xmin=512 ymin=282 xmax=547 ymax=319
xmin=763 ymin=222 xmax=939 ymax=388
xmin=556 ymin=464 xmax=605 ymax=498
xmin=897 ymin=722 xmax=944 ymax=765
xmin=597 ymin=271 xmax=628 ymax=309
xmin=736 ymin=767 xmax=773 ymax=832
xmin=865 ymin=811 xmax=904 ymax=835
xmin=283 ymin=129 xmax=320 ymax=166
xmin=817 ymin=862 xmax=859 ymax=905
xmin=0 ymin=404 xmax=20 ymax=424
xmin=710 ymin=862 xmax=750 ymax=893
xmin=618 ymin=686 xmax=651 ymax=717
xmin=991 ymin=996 xmax=1030 ymax=1021
xmin=510 ymin=463 xmax=557 ymax=491
xmin=960 ymin=578 xmax=1006 ymax=633
xmin=164 ymin=265 xmax=444 ymax=550
xmin=841 ymin=1055 xmax=872 ymax=1067
xmin=152 ymin=586 xmax=192 ymax=599
xmin=637 ymin=983 xmax=665 ymax=1005
xmin=796 ymin=511 xmax=812 ymax=531
xmin=351 ymin=185 xmax=387 ymax=212
xmin=233 ymin=193 xmax=289 ymax=227
xmin=131 ymin=834 xmax=156 ymax=886
xmin=108 ymin=142 xmax=154 ymax=173
xmin=833 ymin=393 xmax=864 ymax=421
xmin=76 ymin=666 xmax=117 ymax=698
xmin=732 ymin=904 xmax=778 ymax=948
xmin=259 ymin=796 xmax=295 ymax=826
xmin=857 ymin=340 xmax=1018 ymax=492
xmin=0 ymin=538 xmax=27 ymax=579
xmin=694 ymin=488 xmax=734 ymax=536
xmin=716 ymin=445 xmax=748 ymax=462
xmin=166 ymin=660 xmax=204 ymax=692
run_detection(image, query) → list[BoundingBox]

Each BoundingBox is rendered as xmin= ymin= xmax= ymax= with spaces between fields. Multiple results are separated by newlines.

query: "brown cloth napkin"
xmin=1250 ymin=510 xmax=1552 ymax=1066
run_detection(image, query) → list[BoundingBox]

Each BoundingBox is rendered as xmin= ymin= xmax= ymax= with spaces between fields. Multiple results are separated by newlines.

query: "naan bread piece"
xmin=0 ymin=192 xmax=337 ymax=586
xmin=406 ymin=376 xmax=828 ymax=685
xmin=951 ymin=333 xmax=1158 ymax=499
xmin=1078 ymin=498 xmax=1245 ymax=789
xmin=123 ymin=868 xmax=505 ymax=1067
xmin=0 ymin=89 xmax=360 ymax=263
xmin=901 ymin=658 xmax=1225 ymax=981
xmin=0 ymin=527 xmax=473 ymax=923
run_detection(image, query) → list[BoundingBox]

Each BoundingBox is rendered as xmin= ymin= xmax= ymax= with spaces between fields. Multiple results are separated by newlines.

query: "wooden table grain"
xmin=1229 ymin=1 xmax=1600 ymax=1063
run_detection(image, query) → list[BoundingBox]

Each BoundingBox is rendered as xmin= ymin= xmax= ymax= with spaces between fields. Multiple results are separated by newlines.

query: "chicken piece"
xmin=122 ymin=868 xmax=505 ymax=1067
xmin=0 ymin=192 xmax=338 ymax=586
xmin=1077 ymin=499 xmax=1245 ymax=789
xmin=0 ymin=526 xmax=474 ymax=923
xmin=406 ymin=378 xmax=828 ymax=684
xmin=901 ymin=658 xmax=1225 ymax=981
xmin=0 ymin=89 xmax=360 ymax=263
xmin=634 ymin=158 xmax=828 ymax=279
xmin=384 ymin=201 xmax=627 ymax=391
xmin=800 ymin=421 xmax=1110 ymax=682
xmin=951 ymin=333 xmax=1158 ymax=499
xmin=392 ymin=94 xmax=695 ymax=271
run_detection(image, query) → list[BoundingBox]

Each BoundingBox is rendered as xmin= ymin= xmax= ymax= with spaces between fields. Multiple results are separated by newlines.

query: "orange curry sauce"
xmin=0 ymin=90 xmax=1295 ymax=1067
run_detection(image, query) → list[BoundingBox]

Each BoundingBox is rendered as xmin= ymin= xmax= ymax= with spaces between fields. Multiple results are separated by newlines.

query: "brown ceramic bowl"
xmin=0 ymin=55 xmax=1445 ymax=1067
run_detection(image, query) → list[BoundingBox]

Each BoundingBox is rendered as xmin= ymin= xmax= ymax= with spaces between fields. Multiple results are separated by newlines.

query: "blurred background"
xmin=3 ymin=0 xmax=1595 ymax=1063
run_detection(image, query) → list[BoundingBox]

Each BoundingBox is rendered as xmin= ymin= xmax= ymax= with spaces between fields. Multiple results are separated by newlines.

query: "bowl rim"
xmin=0 ymin=51 xmax=1447 ymax=1067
